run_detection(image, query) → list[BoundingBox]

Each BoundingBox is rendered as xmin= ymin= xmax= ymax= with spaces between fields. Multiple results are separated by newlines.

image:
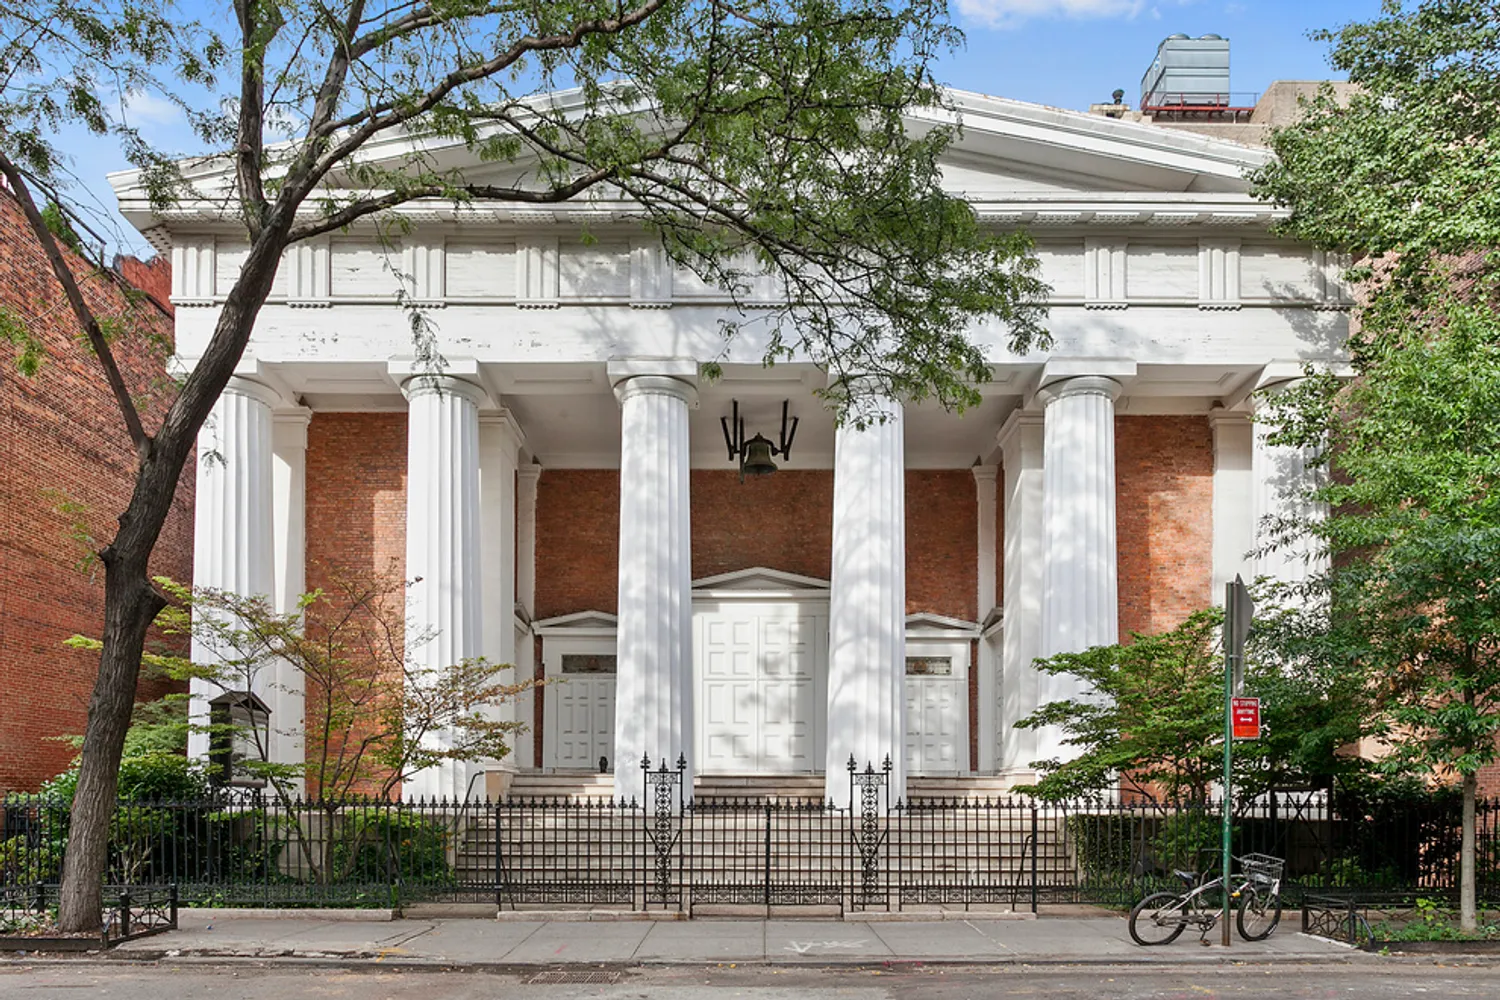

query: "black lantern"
xmin=721 ymin=400 xmax=798 ymax=482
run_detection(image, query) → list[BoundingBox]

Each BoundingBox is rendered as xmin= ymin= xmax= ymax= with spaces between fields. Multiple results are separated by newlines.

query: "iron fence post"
xmin=763 ymin=802 xmax=773 ymax=912
xmin=1030 ymin=805 xmax=1039 ymax=914
xmin=117 ymin=890 xmax=131 ymax=942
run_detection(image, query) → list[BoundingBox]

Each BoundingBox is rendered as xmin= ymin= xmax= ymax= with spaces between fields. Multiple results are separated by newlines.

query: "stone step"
xmin=501 ymin=772 xmax=1053 ymax=803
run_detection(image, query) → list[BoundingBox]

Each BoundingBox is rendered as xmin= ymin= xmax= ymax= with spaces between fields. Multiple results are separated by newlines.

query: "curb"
xmin=177 ymin=908 xmax=395 ymax=926
xmin=54 ymin=948 xmax=1380 ymax=970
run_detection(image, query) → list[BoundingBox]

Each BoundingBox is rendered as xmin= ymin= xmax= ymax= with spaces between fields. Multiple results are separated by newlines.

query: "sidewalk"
xmin=101 ymin=911 xmax=1368 ymax=967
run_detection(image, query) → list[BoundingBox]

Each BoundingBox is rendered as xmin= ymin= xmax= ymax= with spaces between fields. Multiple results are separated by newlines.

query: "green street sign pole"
xmin=1221 ymin=574 xmax=1254 ymax=948
xmin=1222 ymin=580 xmax=1234 ymax=948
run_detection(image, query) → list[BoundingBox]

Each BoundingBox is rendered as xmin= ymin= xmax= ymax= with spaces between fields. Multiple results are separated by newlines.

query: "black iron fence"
xmin=1 ymin=882 xmax=177 ymax=943
xmin=4 ymin=762 xmax=1499 ymax=915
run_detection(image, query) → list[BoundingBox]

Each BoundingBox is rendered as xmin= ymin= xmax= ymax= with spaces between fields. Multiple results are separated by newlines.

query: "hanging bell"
xmin=740 ymin=433 xmax=779 ymax=477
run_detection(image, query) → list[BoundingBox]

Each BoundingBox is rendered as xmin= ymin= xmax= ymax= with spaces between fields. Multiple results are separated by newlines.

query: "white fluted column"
xmin=610 ymin=370 xmax=696 ymax=805
xmin=1037 ymin=377 xmax=1122 ymax=764
xmin=1252 ymin=380 xmax=1327 ymax=585
xmin=270 ymin=409 xmax=311 ymax=782
xmin=189 ymin=378 xmax=278 ymax=764
xmin=825 ymin=397 xmax=906 ymax=806
xmin=401 ymin=375 xmax=485 ymax=801
xmin=477 ymin=412 xmax=523 ymax=788
xmin=997 ymin=411 xmax=1044 ymax=774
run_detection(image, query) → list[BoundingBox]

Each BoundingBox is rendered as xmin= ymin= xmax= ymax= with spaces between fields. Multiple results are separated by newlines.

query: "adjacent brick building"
xmin=0 ymin=190 xmax=193 ymax=792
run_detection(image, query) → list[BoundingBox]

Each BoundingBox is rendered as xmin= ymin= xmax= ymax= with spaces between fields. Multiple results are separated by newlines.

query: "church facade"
xmin=111 ymin=91 xmax=1343 ymax=806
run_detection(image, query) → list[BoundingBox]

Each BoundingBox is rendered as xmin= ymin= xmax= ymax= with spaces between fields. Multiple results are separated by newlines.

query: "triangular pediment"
xmin=929 ymin=92 xmax=1271 ymax=197
xmin=906 ymin=612 xmax=981 ymax=635
xmin=532 ymin=609 xmax=618 ymax=634
xmin=692 ymin=567 xmax=830 ymax=592
xmin=112 ymin=88 xmax=1275 ymax=235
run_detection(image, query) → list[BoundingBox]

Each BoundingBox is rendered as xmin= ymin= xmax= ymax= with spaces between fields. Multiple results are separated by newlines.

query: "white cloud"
xmin=957 ymin=0 xmax=1199 ymax=29
xmin=122 ymin=89 xmax=183 ymax=128
xmin=954 ymin=0 xmax=1145 ymax=29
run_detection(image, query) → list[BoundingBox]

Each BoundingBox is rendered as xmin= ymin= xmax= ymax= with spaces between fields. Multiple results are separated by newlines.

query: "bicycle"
xmin=1128 ymin=852 xmax=1285 ymax=946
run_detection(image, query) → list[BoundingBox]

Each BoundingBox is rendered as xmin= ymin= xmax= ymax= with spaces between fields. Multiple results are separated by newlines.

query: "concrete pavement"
xmin=94 ymin=911 xmax=1366 ymax=967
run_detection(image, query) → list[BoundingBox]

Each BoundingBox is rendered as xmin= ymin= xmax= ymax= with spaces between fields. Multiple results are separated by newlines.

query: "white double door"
xmin=695 ymin=601 xmax=828 ymax=774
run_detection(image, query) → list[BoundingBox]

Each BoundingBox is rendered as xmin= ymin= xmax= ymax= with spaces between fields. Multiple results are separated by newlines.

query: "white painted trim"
xmin=905 ymin=612 xmax=982 ymax=636
xmin=692 ymin=566 xmax=831 ymax=592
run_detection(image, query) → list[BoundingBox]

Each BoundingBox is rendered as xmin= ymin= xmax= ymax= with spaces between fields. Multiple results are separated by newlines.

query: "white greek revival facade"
xmin=114 ymin=92 xmax=1344 ymax=805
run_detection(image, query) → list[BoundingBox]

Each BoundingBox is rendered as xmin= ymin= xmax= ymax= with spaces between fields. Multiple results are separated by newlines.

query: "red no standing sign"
xmin=1231 ymin=697 xmax=1261 ymax=740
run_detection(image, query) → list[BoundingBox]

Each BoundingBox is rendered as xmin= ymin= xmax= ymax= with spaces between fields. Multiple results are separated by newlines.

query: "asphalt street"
xmin=3 ymin=963 xmax=1500 ymax=999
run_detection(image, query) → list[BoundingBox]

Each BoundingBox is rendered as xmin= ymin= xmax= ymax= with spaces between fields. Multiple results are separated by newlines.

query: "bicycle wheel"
xmin=1130 ymin=892 xmax=1188 ymax=946
xmin=1236 ymin=885 xmax=1283 ymax=941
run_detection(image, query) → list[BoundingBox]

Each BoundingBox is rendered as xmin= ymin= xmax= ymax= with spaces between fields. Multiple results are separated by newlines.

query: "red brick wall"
xmin=115 ymin=254 xmax=172 ymax=316
xmin=906 ymin=470 xmax=978 ymax=622
xmin=1115 ymin=415 xmax=1215 ymax=638
xmin=692 ymin=470 xmax=832 ymax=582
xmin=0 ymin=192 xmax=193 ymax=793
xmin=534 ymin=468 xmax=978 ymax=621
xmin=534 ymin=469 xmax=620 ymax=619
xmin=304 ymin=413 xmax=408 ymax=584
xmin=302 ymin=412 xmax=408 ymax=796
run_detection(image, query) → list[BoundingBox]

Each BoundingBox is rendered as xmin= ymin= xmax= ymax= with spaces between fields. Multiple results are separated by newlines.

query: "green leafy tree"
xmin=70 ymin=572 xmax=535 ymax=885
xmin=1250 ymin=0 xmax=1500 ymax=932
xmin=1250 ymin=0 xmax=1500 ymax=322
xmin=1016 ymin=607 xmax=1378 ymax=805
xmin=1258 ymin=299 xmax=1500 ymax=933
xmin=1 ymin=0 xmax=1052 ymax=930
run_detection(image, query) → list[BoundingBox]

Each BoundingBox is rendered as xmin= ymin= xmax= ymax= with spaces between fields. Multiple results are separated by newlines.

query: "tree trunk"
xmin=55 ymin=552 xmax=165 ymax=931
xmin=1462 ymin=770 xmax=1478 ymax=933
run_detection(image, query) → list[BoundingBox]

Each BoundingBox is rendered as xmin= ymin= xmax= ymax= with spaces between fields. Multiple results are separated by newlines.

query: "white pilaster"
xmin=1037 ymin=376 xmax=1122 ymax=764
xmin=825 ymin=397 xmax=907 ymax=807
xmin=517 ymin=465 xmax=540 ymax=618
xmin=477 ymin=412 xmax=523 ymax=782
xmin=997 ymin=412 xmax=1044 ymax=774
xmin=401 ymin=374 xmax=485 ymax=800
xmin=973 ymin=465 xmax=999 ymax=773
xmin=514 ymin=463 xmax=541 ymax=770
xmin=1210 ymin=408 xmax=1254 ymax=595
xmin=270 ymin=408 xmax=311 ymax=780
xmin=189 ymin=378 xmax=277 ymax=764
xmin=1252 ymin=378 xmax=1327 ymax=585
xmin=609 ymin=363 xmax=696 ymax=805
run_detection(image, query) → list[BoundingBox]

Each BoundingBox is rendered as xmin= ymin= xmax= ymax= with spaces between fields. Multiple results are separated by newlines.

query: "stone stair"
xmin=449 ymin=795 xmax=1080 ymax=905
xmin=502 ymin=772 xmax=1042 ymax=803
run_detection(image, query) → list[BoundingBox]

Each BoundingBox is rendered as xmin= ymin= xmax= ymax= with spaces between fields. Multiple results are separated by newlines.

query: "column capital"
xmin=1036 ymin=375 xmax=1123 ymax=408
xmin=972 ymin=465 xmax=998 ymax=486
xmin=1208 ymin=405 xmax=1253 ymax=430
xmin=612 ymin=374 xmax=699 ymax=408
xmin=479 ymin=408 xmax=528 ymax=457
xmin=608 ymin=356 xmax=696 ymax=381
xmin=995 ymin=409 xmax=1044 ymax=455
xmin=223 ymin=376 xmax=284 ymax=410
xmin=272 ymin=407 xmax=313 ymax=450
xmin=401 ymin=373 xmax=489 ymax=408
xmin=517 ymin=462 xmax=543 ymax=484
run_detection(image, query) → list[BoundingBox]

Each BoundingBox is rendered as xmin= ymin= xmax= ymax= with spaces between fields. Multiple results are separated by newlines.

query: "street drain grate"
xmin=525 ymin=971 xmax=622 ymax=985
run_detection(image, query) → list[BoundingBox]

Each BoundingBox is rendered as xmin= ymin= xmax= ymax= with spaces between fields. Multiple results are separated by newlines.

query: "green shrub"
xmin=1151 ymin=810 xmax=1226 ymax=873
xmin=331 ymin=809 xmax=453 ymax=887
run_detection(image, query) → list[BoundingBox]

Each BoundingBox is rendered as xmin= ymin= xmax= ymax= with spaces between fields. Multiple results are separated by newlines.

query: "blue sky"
xmin=61 ymin=0 xmax=1382 ymax=258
